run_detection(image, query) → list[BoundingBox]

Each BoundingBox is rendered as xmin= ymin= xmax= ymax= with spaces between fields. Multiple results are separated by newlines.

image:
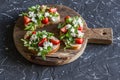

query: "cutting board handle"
xmin=86 ymin=28 xmax=113 ymax=44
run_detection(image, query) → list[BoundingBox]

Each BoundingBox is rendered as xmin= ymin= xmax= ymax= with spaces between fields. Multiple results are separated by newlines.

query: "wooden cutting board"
xmin=13 ymin=5 xmax=113 ymax=66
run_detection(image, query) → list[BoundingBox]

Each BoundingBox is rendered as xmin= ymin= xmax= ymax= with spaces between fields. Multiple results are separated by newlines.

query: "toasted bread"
xmin=70 ymin=44 xmax=82 ymax=50
xmin=61 ymin=31 xmax=82 ymax=50
xmin=62 ymin=40 xmax=81 ymax=50
xmin=30 ymin=43 xmax=60 ymax=56
xmin=24 ymin=33 xmax=60 ymax=56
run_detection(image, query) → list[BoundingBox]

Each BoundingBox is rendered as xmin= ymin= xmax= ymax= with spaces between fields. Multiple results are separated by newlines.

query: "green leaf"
xmin=19 ymin=12 xmax=28 ymax=16
xmin=60 ymin=35 xmax=65 ymax=40
xmin=47 ymin=46 xmax=52 ymax=52
xmin=24 ymin=22 xmax=36 ymax=31
xmin=41 ymin=54 xmax=46 ymax=60
xmin=58 ymin=23 xmax=62 ymax=29
xmin=28 ymin=6 xmax=36 ymax=11
xmin=58 ymin=23 xmax=66 ymax=29
xmin=64 ymin=41 xmax=71 ymax=50
xmin=21 ymin=39 xmax=26 ymax=42
xmin=65 ymin=32 xmax=70 ymax=38
xmin=51 ymin=12 xmax=59 ymax=17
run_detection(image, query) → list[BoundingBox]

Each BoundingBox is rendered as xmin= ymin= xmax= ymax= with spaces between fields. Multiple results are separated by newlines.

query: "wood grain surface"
xmin=13 ymin=5 xmax=113 ymax=66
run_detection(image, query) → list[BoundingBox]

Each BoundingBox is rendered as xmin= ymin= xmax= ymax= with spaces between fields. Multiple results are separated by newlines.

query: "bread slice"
xmin=24 ymin=34 xmax=60 ymax=56
xmin=30 ymin=43 xmax=60 ymax=56
xmin=23 ymin=5 xmax=61 ymax=31
xmin=62 ymin=40 xmax=81 ymax=50
xmin=47 ymin=43 xmax=60 ymax=55
xmin=70 ymin=44 xmax=82 ymax=50
xmin=60 ymin=32 xmax=82 ymax=50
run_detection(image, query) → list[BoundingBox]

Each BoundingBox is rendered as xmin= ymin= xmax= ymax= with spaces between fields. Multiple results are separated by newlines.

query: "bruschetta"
xmin=58 ymin=16 xmax=84 ymax=50
xmin=21 ymin=30 xmax=60 ymax=60
xmin=20 ymin=5 xmax=60 ymax=31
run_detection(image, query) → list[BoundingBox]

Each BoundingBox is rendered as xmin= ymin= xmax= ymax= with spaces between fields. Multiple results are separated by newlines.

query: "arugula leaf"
xmin=60 ymin=34 xmax=65 ymax=40
xmin=28 ymin=5 xmax=40 ymax=12
xmin=19 ymin=12 xmax=28 ymax=16
xmin=58 ymin=23 xmax=62 ymax=29
xmin=41 ymin=54 xmax=46 ymax=60
xmin=24 ymin=22 xmax=36 ymax=31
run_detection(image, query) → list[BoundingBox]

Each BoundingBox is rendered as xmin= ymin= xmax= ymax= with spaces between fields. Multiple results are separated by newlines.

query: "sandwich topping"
xmin=20 ymin=5 xmax=60 ymax=31
xmin=21 ymin=31 xmax=60 ymax=60
xmin=58 ymin=16 xmax=84 ymax=49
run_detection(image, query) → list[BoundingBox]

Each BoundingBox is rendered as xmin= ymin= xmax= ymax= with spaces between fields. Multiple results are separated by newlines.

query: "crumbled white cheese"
xmin=66 ymin=24 xmax=72 ymax=29
xmin=26 ymin=31 xmax=32 ymax=35
xmin=37 ymin=13 xmax=42 ymax=18
xmin=24 ymin=41 xmax=27 ymax=44
xmin=42 ymin=35 xmax=47 ymax=38
xmin=78 ymin=18 xmax=83 ymax=27
xmin=28 ymin=11 xmax=36 ymax=18
xmin=43 ymin=41 xmax=53 ymax=49
xmin=77 ymin=30 xmax=84 ymax=38
xmin=44 ymin=12 xmax=50 ymax=17
xmin=39 ymin=47 xmax=43 ymax=51
xmin=50 ymin=36 xmax=57 ymax=40
xmin=51 ymin=17 xmax=59 ymax=22
xmin=29 ymin=41 xmax=32 ymax=44
xmin=41 ymin=5 xmax=47 ymax=9
xmin=30 ymin=34 xmax=37 ymax=41
xmin=71 ymin=32 xmax=76 ymax=37
xmin=72 ymin=18 xmax=83 ymax=27
xmin=78 ymin=18 xmax=82 ymax=24
xmin=72 ymin=19 xmax=77 ymax=25
xmin=70 ymin=27 xmax=75 ymax=33
xmin=44 ymin=46 xmax=48 ymax=49
xmin=31 ymin=17 xmax=37 ymax=23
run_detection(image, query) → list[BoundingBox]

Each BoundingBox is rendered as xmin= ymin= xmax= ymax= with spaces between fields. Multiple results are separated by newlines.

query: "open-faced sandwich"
xmin=58 ymin=16 xmax=84 ymax=50
xmin=20 ymin=5 xmax=60 ymax=31
xmin=21 ymin=30 xmax=60 ymax=60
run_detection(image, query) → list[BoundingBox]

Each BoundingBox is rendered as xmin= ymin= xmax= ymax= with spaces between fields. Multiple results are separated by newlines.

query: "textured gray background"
xmin=0 ymin=0 xmax=120 ymax=80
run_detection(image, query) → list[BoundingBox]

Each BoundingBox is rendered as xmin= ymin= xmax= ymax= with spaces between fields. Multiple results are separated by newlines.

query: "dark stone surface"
xmin=0 ymin=0 xmax=119 ymax=80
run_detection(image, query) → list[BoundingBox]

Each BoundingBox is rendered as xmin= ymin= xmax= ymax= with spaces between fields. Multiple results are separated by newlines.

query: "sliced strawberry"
xmin=50 ymin=39 xmax=60 ymax=45
xmin=38 ymin=38 xmax=47 ymax=46
xmin=64 ymin=16 xmax=72 ymax=23
xmin=75 ymin=38 xmax=84 ymax=44
xmin=60 ymin=26 xmax=67 ymax=33
xmin=24 ymin=16 xmax=31 ymax=25
xmin=78 ymin=26 xmax=83 ymax=31
xmin=49 ymin=8 xmax=57 ymax=13
xmin=41 ymin=17 xmax=49 ymax=24
xmin=26 ymin=36 xmax=30 ymax=39
xmin=32 ymin=31 xmax=36 ymax=34
xmin=64 ymin=16 xmax=70 ymax=20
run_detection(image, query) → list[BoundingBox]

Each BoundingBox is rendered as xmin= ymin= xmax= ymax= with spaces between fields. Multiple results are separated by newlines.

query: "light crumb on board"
xmin=5 ymin=47 xmax=8 ymax=50
xmin=0 ymin=69 xmax=4 ymax=74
